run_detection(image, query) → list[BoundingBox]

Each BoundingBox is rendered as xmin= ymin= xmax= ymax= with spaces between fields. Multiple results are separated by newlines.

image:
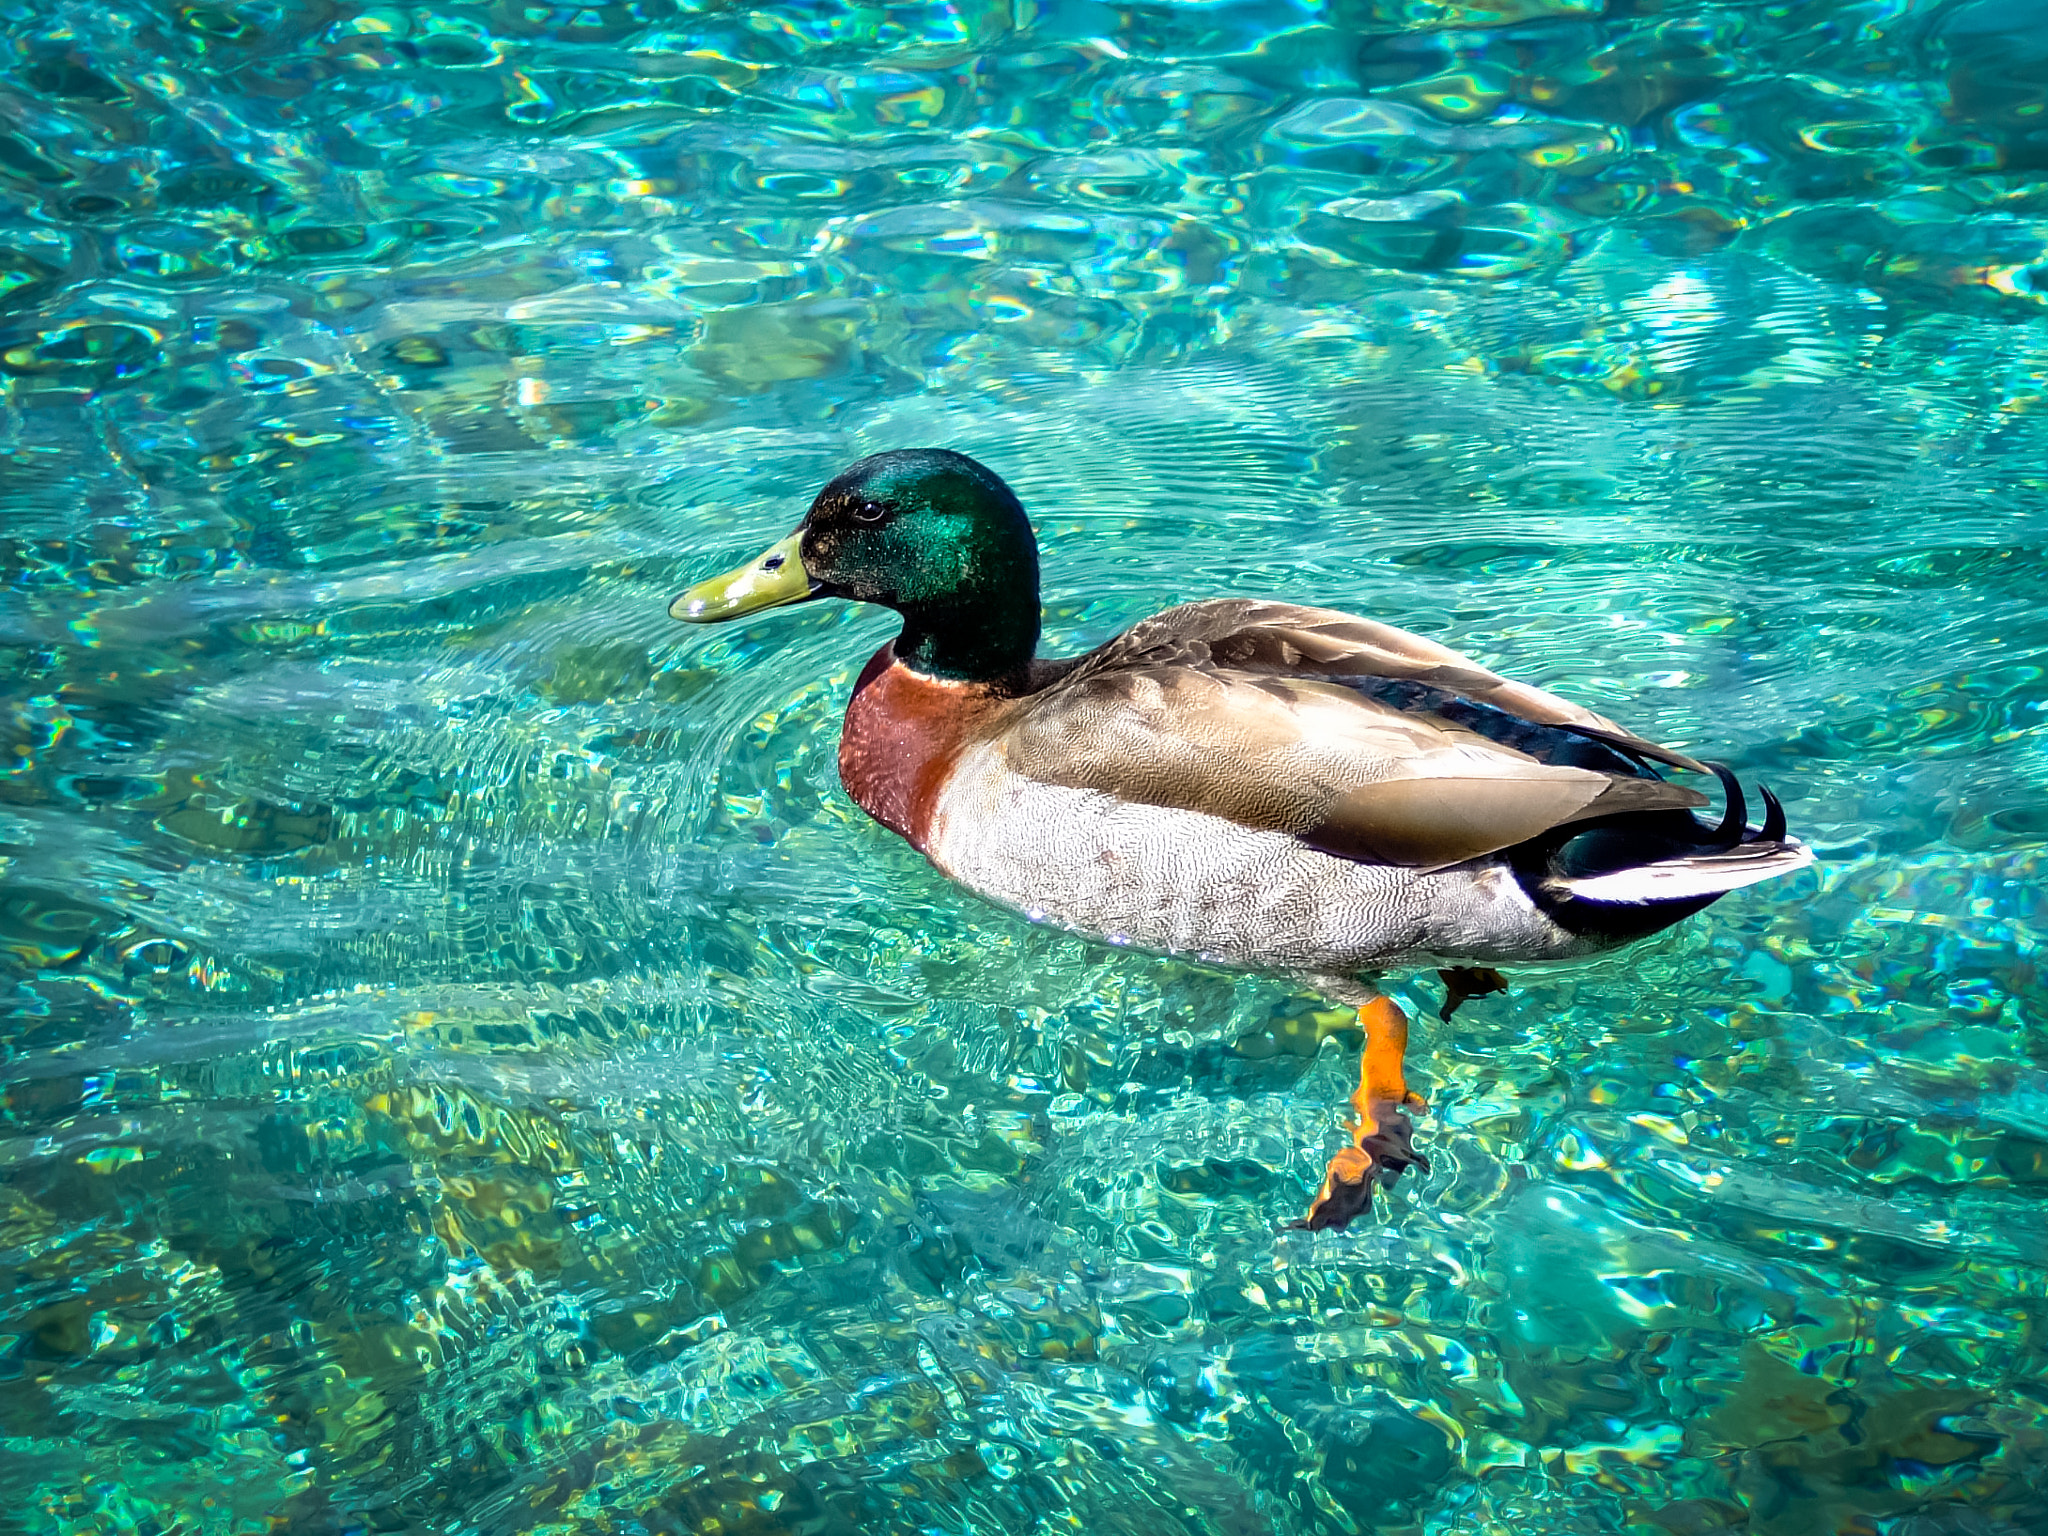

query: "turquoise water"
xmin=4 ymin=0 xmax=2048 ymax=1530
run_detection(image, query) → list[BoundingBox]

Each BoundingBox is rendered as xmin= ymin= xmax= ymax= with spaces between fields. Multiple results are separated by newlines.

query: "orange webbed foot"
xmin=1298 ymin=1103 xmax=1432 ymax=1230
xmin=1301 ymin=1145 xmax=1376 ymax=1231
xmin=1360 ymin=1100 xmax=1430 ymax=1182
xmin=1295 ymin=995 xmax=1431 ymax=1232
xmin=1437 ymin=966 xmax=1507 ymax=1023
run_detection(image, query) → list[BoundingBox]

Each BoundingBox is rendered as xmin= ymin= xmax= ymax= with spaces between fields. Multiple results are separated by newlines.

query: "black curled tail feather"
xmin=1706 ymin=762 xmax=1746 ymax=850
xmin=1512 ymin=768 xmax=1813 ymax=943
xmin=1758 ymin=783 xmax=1787 ymax=843
xmin=1702 ymin=763 xmax=1804 ymax=853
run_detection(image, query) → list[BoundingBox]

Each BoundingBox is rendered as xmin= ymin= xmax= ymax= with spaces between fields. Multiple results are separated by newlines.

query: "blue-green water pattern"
xmin=4 ymin=0 xmax=2048 ymax=1532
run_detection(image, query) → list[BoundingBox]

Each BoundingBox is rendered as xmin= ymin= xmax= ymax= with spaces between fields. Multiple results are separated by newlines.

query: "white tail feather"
xmin=1557 ymin=839 xmax=1814 ymax=905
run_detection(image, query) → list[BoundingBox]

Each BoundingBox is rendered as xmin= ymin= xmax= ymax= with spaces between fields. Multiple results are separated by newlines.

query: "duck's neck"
xmin=892 ymin=586 xmax=1040 ymax=690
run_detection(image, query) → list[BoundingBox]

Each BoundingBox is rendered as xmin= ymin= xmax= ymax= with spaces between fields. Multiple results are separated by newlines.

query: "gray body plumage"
xmin=928 ymin=740 xmax=1606 ymax=976
xmin=916 ymin=598 xmax=1812 ymax=981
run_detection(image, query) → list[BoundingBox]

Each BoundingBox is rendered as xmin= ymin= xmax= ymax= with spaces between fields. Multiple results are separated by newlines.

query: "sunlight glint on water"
xmin=2 ymin=0 xmax=2048 ymax=1531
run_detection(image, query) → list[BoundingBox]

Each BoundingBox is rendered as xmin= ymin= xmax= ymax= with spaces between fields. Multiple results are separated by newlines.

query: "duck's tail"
xmin=1554 ymin=836 xmax=1813 ymax=904
xmin=1522 ymin=766 xmax=1814 ymax=941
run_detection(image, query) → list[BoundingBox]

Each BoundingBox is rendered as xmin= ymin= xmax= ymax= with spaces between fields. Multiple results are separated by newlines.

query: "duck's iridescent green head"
xmin=671 ymin=448 xmax=1043 ymax=686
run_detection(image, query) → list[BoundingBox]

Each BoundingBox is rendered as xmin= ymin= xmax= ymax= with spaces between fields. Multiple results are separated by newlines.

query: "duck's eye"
xmin=854 ymin=501 xmax=886 ymax=523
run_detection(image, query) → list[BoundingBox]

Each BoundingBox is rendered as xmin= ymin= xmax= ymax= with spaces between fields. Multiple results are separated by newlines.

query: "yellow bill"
xmin=669 ymin=532 xmax=815 ymax=622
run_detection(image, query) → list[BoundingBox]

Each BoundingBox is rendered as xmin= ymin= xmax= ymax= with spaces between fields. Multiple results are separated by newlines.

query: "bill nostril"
xmin=763 ymin=553 xmax=785 ymax=571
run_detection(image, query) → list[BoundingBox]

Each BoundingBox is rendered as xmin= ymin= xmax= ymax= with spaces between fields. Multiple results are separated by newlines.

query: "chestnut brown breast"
xmin=838 ymin=644 xmax=1011 ymax=853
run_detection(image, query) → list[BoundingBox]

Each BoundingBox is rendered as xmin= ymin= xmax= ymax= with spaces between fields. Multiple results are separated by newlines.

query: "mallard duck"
xmin=672 ymin=448 xmax=1812 ymax=1229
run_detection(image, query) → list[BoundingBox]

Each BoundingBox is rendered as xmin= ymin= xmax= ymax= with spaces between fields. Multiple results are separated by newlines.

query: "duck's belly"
xmin=922 ymin=745 xmax=1602 ymax=975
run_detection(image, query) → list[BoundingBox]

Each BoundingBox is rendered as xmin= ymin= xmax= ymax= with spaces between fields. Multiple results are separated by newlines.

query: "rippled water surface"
xmin=5 ymin=0 xmax=2048 ymax=1530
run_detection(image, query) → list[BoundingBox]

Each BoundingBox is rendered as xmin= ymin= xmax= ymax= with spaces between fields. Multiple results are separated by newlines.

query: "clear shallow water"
xmin=3 ymin=0 xmax=2048 ymax=1530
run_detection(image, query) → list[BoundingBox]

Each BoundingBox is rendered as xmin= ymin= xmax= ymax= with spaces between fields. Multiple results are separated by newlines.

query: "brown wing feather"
xmin=1001 ymin=600 xmax=1708 ymax=871
xmin=1077 ymin=599 xmax=1709 ymax=775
